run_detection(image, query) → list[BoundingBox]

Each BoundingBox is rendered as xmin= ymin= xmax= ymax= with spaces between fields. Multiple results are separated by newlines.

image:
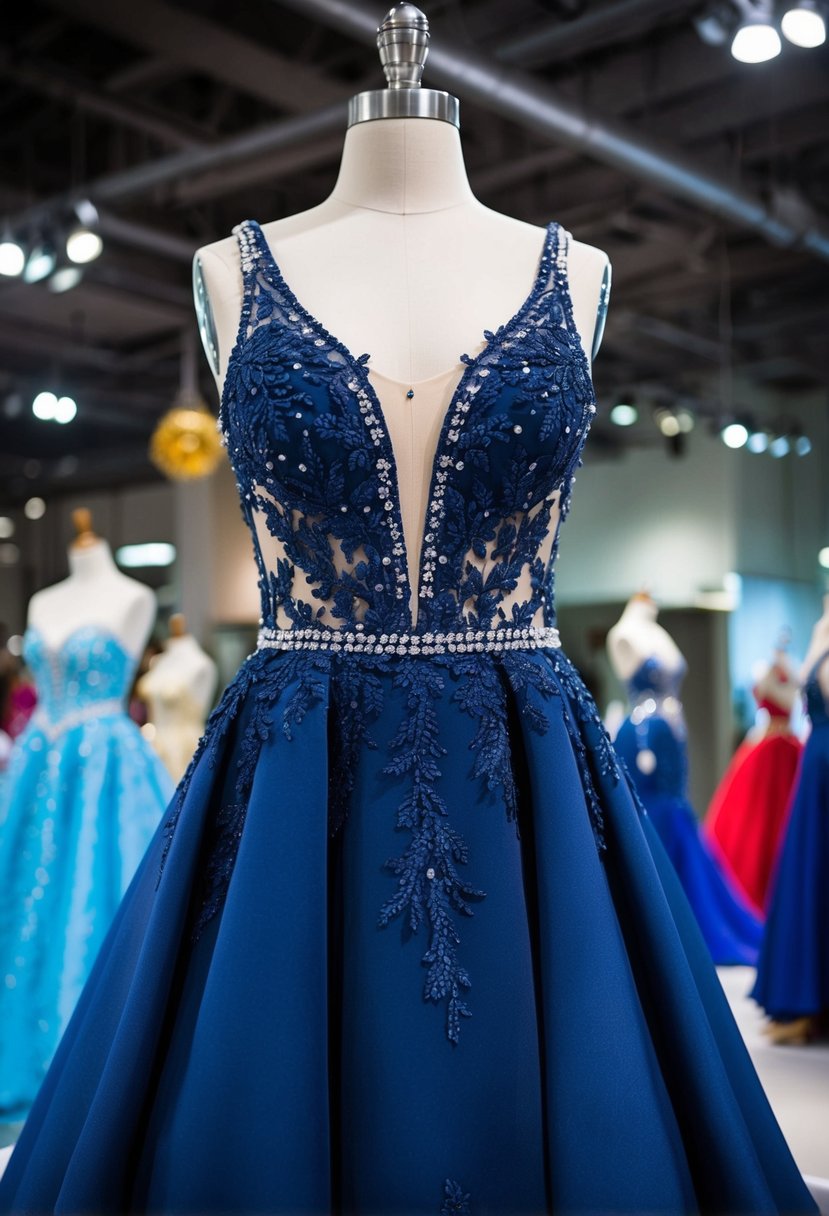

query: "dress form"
xmin=751 ymin=649 xmax=798 ymax=736
xmin=800 ymin=594 xmax=829 ymax=702
xmin=137 ymin=614 xmax=217 ymax=781
xmin=607 ymin=593 xmax=684 ymax=685
xmin=194 ymin=15 xmax=609 ymax=625
xmin=26 ymin=510 xmax=155 ymax=659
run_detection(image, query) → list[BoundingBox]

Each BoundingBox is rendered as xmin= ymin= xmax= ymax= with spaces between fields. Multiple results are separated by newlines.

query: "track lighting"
xmin=731 ymin=12 xmax=782 ymax=62
xmin=65 ymin=198 xmax=103 ymax=264
xmin=31 ymin=391 xmax=77 ymax=424
xmin=48 ymin=266 xmax=83 ymax=293
xmin=768 ymin=434 xmax=790 ymax=458
xmin=610 ymin=399 xmax=638 ymax=427
xmin=721 ymin=421 xmax=749 ymax=449
xmin=0 ymin=234 xmax=25 ymax=277
xmin=781 ymin=0 xmax=826 ymax=46
xmin=22 ymin=241 xmax=57 ymax=284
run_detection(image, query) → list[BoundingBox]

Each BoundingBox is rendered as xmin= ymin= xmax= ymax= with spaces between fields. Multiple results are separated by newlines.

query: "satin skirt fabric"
xmin=0 ymin=649 xmax=814 ymax=1215
xmin=706 ymin=733 xmax=803 ymax=917
xmin=0 ymin=711 xmax=173 ymax=1120
xmin=752 ymin=722 xmax=829 ymax=1022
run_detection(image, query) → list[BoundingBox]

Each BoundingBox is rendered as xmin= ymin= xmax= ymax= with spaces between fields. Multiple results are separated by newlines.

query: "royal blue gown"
xmin=752 ymin=650 xmax=829 ymax=1022
xmin=0 ymin=626 xmax=173 ymax=1121
xmin=0 ymin=220 xmax=814 ymax=1215
xmin=614 ymin=657 xmax=763 ymax=967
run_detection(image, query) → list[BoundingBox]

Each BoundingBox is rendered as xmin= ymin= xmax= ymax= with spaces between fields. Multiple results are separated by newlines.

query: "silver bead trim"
xmin=30 ymin=698 xmax=125 ymax=743
xmin=256 ymin=624 xmax=561 ymax=656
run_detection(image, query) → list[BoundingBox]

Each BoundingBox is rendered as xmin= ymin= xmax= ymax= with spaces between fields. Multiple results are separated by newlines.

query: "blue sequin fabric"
xmin=0 ymin=627 xmax=173 ymax=1119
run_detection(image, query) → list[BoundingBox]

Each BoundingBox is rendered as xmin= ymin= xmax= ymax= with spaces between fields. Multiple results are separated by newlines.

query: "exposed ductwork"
xmin=274 ymin=0 xmax=829 ymax=263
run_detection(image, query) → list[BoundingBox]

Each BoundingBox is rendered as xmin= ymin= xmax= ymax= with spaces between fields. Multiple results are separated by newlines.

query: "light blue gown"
xmin=0 ymin=625 xmax=173 ymax=1120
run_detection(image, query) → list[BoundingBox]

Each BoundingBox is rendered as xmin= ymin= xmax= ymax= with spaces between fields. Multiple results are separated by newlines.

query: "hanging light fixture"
xmin=731 ymin=8 xmax=782 ymax=61
xmin=721 ymin=421 xmax=750 ymax=449
xmin=66 ymin=199 xmax=103 ymax=264
xmin=0 ymin=231 xmax=25 ymax=277
xmin=23 ymin=240 xmax=57 ymax=284
xmin=610 ymin=398 xmax=638 ymax=427
xmin=781 ymin=0 xmax=826 ymax=46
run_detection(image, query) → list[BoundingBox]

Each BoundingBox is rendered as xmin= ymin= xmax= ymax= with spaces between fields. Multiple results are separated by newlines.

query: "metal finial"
xmin=347 ymin=4 xmax=459 ymax=127
xmin=377 ymin=4 xmax=430 ymax=89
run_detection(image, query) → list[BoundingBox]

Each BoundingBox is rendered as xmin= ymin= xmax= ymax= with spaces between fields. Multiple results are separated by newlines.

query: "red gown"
xmin=705 ymin=697 xmax=802 ymax=918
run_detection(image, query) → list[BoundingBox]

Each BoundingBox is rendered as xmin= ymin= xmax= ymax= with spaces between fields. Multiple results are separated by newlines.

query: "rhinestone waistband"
xmin=30 ymin=698 xmax=125 ymax=743
xmin=256 ymin=624 xmax=561 ymax=656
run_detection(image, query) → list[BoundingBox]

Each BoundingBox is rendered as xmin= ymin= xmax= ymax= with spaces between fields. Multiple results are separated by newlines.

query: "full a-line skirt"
xmin=0 ymin=647 xmax=815 ymax=1215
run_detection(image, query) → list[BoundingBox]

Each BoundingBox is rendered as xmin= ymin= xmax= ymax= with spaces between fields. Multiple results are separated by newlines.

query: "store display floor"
xmin=1 ymin=968 xmax=827 ymax=1206
xmin=717 ymin=966 xmax=829 ymax=1213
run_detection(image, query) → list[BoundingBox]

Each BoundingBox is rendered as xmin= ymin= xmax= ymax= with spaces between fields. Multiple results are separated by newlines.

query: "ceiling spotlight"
xmin=24 ymin=496 xmax=46 ymax=521
xmin=721 ymin=422 xmax=749 ymax=449
xmin=48 ymin=266 xmax=83 ymax=293
xmin=0 ymin=235 xmax=25 ymax=277
xmin=655 ymin=407 xmax=681 ymax=438
xmin=675 ymin=407 xmax=695 ymax=434
xmin=53 ymin=395 xmax=77 ymax=424
xmin=731 ymin=14 xmax=782 ymax=61
xmin=22 ymin=241 xmax=57 ymax=284
xmin=820 ymin=547 xmax=829 ymax=570
xmin=610 ymin=400 xmax=638 ymax=427
xmin=32 ymin=391 xmax=58 ymax=421
xmin=769 ymin=434 xmax=790 ymax=458
xmin=0 ymin=517 xmax=14 ymax=539
xmin=66 ymin=227 xmax=103 ymax=264
xmin=794 ymin=434 xmax=812 ymax=456
xmin=746 ymin=429 xmax=769 ymax=453
xmin=781 ymin=1 xmax=826 ymax=46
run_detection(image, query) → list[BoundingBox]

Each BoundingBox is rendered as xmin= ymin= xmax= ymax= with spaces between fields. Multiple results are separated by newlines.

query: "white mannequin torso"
xmin=27 ymin=540 xmax=156 ymax=659
xmin=194 ymin=119 xmax=609 ymax=625
xmin=607 ymin=596 xmax=684 ymax=684
xmin=800 ymin=596 xmax=829 ymax=704
xmin=139 ymin=635 xmax=217 ymax=716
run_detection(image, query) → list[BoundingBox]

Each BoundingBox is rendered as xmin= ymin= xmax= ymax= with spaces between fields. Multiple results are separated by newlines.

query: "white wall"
xmin=557 ymin=430 xmax=738 ymax=607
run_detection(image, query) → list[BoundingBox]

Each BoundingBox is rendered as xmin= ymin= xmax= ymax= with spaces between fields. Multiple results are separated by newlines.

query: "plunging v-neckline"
xmin=243 ymin=217 xmax=558 ymax=622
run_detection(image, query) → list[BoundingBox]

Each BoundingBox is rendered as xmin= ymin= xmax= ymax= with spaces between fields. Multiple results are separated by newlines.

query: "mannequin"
xmin=194 ymin=33 xmax=609 ymax=624
xmin=606 ymin=592 xmax=684 ymax=685
xmin=26 ymin=509 xmax=155 ymax=659
xmin=609 ymin=593 xmax=762 ymax=965
xmin=705 ymin=643 xmax=803 ymax=917
xmin=137 ymin=613 xmax=217 ymax=781
xmin=800 ymin=593 xmax=829 ymax=702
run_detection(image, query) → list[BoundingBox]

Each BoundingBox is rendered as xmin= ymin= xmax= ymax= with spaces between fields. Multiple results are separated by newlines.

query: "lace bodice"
xmin=219 ymin=219 xmax=597 ymax=640
xmin=23 ymin=627 xmax=134 ymax=734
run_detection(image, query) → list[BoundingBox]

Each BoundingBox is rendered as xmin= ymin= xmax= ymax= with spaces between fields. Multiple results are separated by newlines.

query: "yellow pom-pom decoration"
xmin=149 ymin=392 xmax=223 ymax=481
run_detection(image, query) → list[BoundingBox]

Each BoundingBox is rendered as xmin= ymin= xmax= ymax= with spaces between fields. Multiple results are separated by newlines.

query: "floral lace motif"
xmin=441 ymin=1178 xmax=472 ymax=1215
xmin=160 ymin=642 xmax=620 ymax=1038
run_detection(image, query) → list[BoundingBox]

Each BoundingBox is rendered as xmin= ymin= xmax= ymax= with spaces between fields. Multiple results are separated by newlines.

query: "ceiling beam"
xmin=43 ymin=0 xmax=348 ymax=111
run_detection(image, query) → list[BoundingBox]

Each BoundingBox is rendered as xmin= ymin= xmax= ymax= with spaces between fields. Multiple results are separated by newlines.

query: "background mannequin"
xmin=26 ymin=509 xmax=155 ymax=659
xmin=705 ymin=644 xmax=803 ymax=917
xmin=606 ymin=591 xmax=684 ymax=684
xmin=609 ymin=594 xmax=761 ymax=965
xmin=0 ymin=510 xmax=171 ymax=1122
xmin=138 ymin=613 xmax=217 ymax=782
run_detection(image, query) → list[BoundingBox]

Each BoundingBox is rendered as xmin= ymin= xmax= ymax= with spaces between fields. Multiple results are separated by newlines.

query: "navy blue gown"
xmin=614 ymin=658 xmax=763 ymax=967
xmin=0 ymin=220 xmax=815 ymax=1215
xmin=752 ymin=650 xmax=829 ymax=1023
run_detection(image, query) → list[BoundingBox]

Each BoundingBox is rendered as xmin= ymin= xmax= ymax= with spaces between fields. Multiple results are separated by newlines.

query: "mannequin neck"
xmin=331 ymin=118 xmax=474 ymax=215
xmin=67 ymin=538 xmax=118 ymax=581
xmin=622 ymin=597 xmax=658 ymax=626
